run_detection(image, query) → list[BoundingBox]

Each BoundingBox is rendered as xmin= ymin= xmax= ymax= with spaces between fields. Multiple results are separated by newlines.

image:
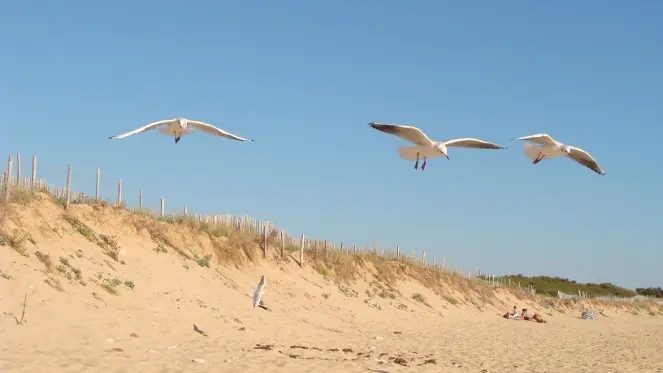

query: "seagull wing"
xmin=566 ymin=146 xmax=605 ymax=175
xmin=368 ymin=122 xmax=434 ymax=146
xmin=441 ymin=138 xmax=506 ymax=149
xmin=108 ymin=119 xmax=174 ymax=140
xmin=513 ymin=133 xmax=558 ymax=145
xmin=187 ymin=120 xmax=253 ymax=141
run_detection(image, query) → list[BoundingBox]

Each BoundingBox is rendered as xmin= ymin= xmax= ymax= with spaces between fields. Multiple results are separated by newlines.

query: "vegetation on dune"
xmin=1 ymin=179 xmax=659 ymax=309
xmin=636 ymin=287 xmax=663 ymax=298
xmin=495 ymin=274 xmax=638 ymax=298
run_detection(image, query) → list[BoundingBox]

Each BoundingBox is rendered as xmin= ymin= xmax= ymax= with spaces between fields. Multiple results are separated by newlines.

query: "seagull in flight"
xmin=513 ymin=133 xmax=605 ymax=175
xmin=368 ymin=122 xmax=506 ymax=170
xmin=108 ymin=117 xmax=253 ymax=144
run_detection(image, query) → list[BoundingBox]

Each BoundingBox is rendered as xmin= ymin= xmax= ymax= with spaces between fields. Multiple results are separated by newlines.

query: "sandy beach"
xmin=2 ymin=194 xmax=662 ymax=373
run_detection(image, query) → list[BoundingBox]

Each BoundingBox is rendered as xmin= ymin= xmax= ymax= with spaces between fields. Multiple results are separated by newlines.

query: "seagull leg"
xmin=421 ymin=157 xmax=427 ymax=171
xmin=414 ymin=153 xmax=419 ymax=170
xmin=175 ymin=136 xmax=181 ymax=144
xmin=532 ymin=152 xmax=545 ymax=164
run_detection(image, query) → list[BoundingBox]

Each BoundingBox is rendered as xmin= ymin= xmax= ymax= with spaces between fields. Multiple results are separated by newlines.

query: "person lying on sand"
xmin=532 ymin=313 xmax=547 ymax=323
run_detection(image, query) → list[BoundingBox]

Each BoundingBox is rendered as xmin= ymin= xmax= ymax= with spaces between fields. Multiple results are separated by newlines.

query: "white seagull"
xmin=252 ymin=275 xmax=266 ymax=308
xmin=368 ymin=122 xmax=506 ymax=170
xmin=513 ymin=133 xmax=605 ymax=175
xmin=108 ymin=117 xmax=253 ymax=144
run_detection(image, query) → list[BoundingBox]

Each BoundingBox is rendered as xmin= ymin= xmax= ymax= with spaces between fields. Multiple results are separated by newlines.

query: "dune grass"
xmin=2 ymin=171 xmax=659 ymax=308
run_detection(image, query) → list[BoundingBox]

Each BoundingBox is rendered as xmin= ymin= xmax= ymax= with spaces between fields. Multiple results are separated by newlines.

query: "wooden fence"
xmin=3 ymin=152 xmax=659 ymax=305
xmin=1 ymin=153 xmax=483 ymax=276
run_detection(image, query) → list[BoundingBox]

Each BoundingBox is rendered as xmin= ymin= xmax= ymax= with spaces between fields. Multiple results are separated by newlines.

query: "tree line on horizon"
xmin=499 ymin=274 xmax=663 ymax=298
xmin=635 ymin=287 xmax=663 ymax=298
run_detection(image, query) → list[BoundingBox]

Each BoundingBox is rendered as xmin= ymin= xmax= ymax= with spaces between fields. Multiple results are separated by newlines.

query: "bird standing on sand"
xmin=252 ymin=275 xmax=266 ymax=308
xmin=108 ymin=117 xmax=253 ymax=144
xmin=513 ymin=133 xmax=605 ymax=175
xmin=368 ymin=122 xmax=506 ymax=170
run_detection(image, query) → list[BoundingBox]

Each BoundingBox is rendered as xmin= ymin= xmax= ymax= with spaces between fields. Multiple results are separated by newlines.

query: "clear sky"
xmin=2 ymin=0 xmax=661 ymax=289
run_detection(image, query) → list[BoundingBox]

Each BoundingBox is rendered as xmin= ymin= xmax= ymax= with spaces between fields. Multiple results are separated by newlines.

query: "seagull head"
xmin=435 ymin=144 xmax=450 ymax=160
xmin=176 ymin=118 xmax=188 ymax=129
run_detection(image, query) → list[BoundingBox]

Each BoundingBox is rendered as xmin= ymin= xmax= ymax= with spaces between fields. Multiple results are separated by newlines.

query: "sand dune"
xmin=1 ymin=192 xmax=662 ymax=372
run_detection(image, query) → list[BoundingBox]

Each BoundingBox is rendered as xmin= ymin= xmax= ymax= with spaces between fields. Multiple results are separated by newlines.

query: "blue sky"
xmin=2 ymin=0 xmax=661 ymax=289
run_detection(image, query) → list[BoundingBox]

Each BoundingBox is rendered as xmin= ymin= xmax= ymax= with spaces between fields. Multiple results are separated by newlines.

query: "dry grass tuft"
xmin=0 ymin=229 xmax=31 ymax=257
xmin=130 ymin=216 xmax=193 ymax=260
xmin=7 ymin=188 xmax=39 ymax=205
xmin=35 ymin=251 xmax=53 ymax=272
xmin=98 ymin=234 xmax=120 ymax=262
xmin=44 ymin=276 xmax=64 ymax=292
xmin=209 ymin=229 xmax=261 ymax=268
xmin=62 ymin=214 xmax=123 ymax=262
xmin=0 ymin=268 xmax=14 ymax=280
xmin=62 ymin=214 xmax=97 ymax=241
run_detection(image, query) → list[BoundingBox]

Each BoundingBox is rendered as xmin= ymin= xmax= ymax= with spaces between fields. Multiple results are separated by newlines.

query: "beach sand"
xmin=1 ymin=195 xmax=662 ymax=373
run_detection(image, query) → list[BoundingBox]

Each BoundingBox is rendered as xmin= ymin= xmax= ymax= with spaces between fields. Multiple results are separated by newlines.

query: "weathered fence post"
xmin=5 ymin=155 xmax=12 ymax=202
xmin=263 ymin=225 xmax=268 ymax=257
xmin=117 ymin=179 xmax=122 ymax=206
xmin=422 ymin=251 xmax=426 ymax=265
xmin=31 ymin=156 xmax=37 ymax=189
xmin=65 ymin=165 xmax=72 ymax=209
xmin=160 ymin=198 xmax=165 ymax=217
xmin=95 ymin=168 xmax=100 ymax=200
xmin=299 ymin=233 xmax=305 ymax=267
xmin=353 ymin=244 xmax=357 ymax=255
xmin=280 ymin=229 xmax=285 ymax=259
xmin=139 ymin=190 xmax=143 ymax=209
xmin=184 ymin=206 xmax=188 ymax=217
xmin=16 ymin=153 xmax=21 ymax=185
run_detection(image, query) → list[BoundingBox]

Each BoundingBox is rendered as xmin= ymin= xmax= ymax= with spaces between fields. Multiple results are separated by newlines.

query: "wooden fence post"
xmin=65 ymin=165 xmax=72 ymax=210
xmin=160 ymin=198 xmax=165 ymax=217
xmin=422 ymin=251 xmax=426 ymax=265
xmin=299 ymin=233 xmax=305 ymax=267
xmin=263 ymin=225 xmax=268 ymax=257
xmin=396 ymin=245 xmax=400 ymax=260
xmin=117 ymin=179 xmax=122 ymax=206
xmin=139 ymin=190 xmax=143 ymax=209
xmin=353 ymin=244 xmax=357 ymax=255
xmin=5 ymin=155 xmax=12 ymax=202
xmin=16 ymin=153 xmax=21 ymax=185
xmin=31 ymin=156 xmax=37 ymax=189
xmin=280 ymin=229 xmax=285 ymax=259
xmin=184 ymin=206 xmax=188 ymax=217
xmin=95 ymin=168 xmax=100 ymax=200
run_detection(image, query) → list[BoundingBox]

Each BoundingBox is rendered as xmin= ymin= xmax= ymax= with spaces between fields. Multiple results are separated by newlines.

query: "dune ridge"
xmin=2 ymin=187 xmax=663 ymax=372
